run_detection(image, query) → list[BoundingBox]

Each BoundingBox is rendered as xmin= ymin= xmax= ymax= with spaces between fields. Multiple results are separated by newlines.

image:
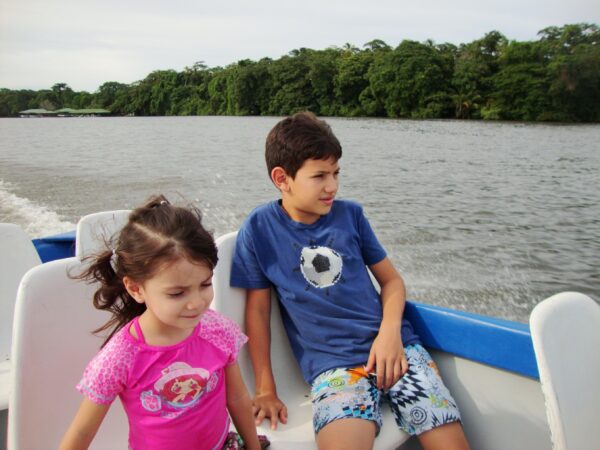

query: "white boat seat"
xmin=0 ymin=223 xmax=41 ymax=410
xmin=213 ymin=232 xmax=411 ymax=449
xmin=8 ymin=257 xmax=128 ymax=449
xmin=530 ymin=292 xmax=600 ymax=450
xmin=75 ymin=210 xmax=130 ymax=259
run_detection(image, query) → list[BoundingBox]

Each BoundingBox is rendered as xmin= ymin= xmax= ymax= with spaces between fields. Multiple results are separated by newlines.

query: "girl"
xmin=60 ymin=195 xmax=268 ymax=450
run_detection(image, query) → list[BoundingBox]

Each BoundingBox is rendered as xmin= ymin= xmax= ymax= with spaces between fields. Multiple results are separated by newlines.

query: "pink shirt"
xmin=77 ymin=309 xmax=247 ymax=450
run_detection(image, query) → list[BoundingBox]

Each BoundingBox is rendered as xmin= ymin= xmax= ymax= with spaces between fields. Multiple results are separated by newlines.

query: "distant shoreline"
xmin=1 ymin=23 xmax=599 ymax=122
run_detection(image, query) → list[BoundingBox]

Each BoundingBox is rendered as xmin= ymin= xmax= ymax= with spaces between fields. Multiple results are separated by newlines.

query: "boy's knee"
xmin=316 ymin=418 xmax=376 ymax=450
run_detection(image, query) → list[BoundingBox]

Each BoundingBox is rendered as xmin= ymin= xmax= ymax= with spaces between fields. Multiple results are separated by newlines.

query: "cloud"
xmin=1 ymin=0 xmax=598 ymax=91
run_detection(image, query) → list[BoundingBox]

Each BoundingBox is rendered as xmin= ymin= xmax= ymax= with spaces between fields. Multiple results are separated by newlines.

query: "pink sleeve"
xmin=201 ymin=310 xmax=248 ymax=365
xmin=76 ymin=329 xmax=137 ymax=404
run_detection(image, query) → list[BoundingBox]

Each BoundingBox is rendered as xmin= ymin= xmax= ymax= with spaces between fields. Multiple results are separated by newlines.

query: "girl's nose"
xmin=187 ymin=290 xmax=212 ymax=309
xmin=187 ymin=293 xmax=203 ymax=309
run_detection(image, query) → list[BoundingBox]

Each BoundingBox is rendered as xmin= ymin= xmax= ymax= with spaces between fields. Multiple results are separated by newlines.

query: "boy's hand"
xmin=253 ymin=392 xmax=288 ymax=430
xmin=365 ymin=323 xmax=408 ymax=390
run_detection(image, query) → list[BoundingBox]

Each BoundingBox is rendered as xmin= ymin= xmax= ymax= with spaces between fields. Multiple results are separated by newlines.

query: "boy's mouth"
xmin=321 ymin=197 xmax=334 ymax=206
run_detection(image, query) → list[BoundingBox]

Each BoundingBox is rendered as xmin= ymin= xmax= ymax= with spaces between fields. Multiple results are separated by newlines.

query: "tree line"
xmin=1 ymin=24 xmax=598 ymax=122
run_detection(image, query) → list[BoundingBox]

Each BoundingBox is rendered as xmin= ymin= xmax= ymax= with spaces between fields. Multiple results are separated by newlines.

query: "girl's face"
xmin=124 ymin=257 xmax=213 ymax=343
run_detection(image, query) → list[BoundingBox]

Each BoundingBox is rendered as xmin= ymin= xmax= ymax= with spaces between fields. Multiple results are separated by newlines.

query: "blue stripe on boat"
xmin=32 ymin=230 xmax=76 ymax=263
xmin=406 ymin=301 xmax=538 ymax=378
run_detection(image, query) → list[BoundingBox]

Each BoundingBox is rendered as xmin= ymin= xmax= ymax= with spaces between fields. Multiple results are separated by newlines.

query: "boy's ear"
xmin=271 ymin=167 xmax=290 ymax=192
xmin=123 ymin=276 xmax=145 ymax=304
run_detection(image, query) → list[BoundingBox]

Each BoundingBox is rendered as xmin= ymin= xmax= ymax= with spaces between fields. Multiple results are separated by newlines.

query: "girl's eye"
xmin=167 ymin=292 xmax=184 ymax=298
xmin=201 ymin=281 xmax=213 ymax=288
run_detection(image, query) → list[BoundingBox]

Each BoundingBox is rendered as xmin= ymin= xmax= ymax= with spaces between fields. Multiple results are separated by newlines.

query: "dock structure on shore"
xmin=18 ymin=108 xmax=110 ymax=117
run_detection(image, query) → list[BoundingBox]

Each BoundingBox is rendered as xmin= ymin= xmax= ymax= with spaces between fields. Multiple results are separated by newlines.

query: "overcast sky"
xmin=1 ymin=0 xmax=598 ymax=92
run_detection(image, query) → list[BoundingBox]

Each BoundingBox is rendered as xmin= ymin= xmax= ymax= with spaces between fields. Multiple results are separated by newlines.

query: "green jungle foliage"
xmin=1 ymin=24 xmax=598 ymax=122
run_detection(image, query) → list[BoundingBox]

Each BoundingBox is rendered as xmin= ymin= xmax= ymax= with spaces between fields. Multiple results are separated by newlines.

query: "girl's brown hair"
xmin=77 ymin=195 xmax=218 ymax=346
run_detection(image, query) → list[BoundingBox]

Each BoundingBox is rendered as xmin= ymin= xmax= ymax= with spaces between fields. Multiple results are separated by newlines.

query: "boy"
xmin=231 ymin=112 xmax=469 ymax=450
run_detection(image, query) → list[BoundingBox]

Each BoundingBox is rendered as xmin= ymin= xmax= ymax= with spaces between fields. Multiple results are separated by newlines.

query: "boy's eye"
xmin=167 ymin=291 xmax=184 ymax=298
xmin=201 ymin=280 xmax=213 ymax=288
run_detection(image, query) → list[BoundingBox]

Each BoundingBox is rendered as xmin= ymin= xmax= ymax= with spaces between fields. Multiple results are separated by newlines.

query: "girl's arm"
xmin=59 ymin=397 xmax=110 ymax=450
xmin=366 ymin=256 xmax=408 ymax=389
xmin=225 ymin=361 xmax=262 ymax=450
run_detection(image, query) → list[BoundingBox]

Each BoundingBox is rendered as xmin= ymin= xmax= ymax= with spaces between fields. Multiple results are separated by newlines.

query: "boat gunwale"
xmin=32 ymin=231 xmax=539 ymax=379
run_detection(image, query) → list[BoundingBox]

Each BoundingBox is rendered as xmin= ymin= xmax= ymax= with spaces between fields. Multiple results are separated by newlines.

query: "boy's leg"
xmin=387 ymin=345 xmax=469 ymax=450
xmin=316 ymin=418 xmax=376 ymax=450
xmin=417 ymin=422 xmax=469 ymax=450
xmin=311 ymin=367 xmax=382 ymax=450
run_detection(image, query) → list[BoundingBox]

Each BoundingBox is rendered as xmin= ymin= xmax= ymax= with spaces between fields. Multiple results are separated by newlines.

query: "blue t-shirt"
xmin=231 ymin=199 xmax=420 ymax=383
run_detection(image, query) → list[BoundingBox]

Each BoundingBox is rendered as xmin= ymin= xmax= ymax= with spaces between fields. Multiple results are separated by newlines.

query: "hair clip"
xmin=152 ymin=199 xmax=169 ymax=208
xmin=110 ymin=248 xmax=119 ymax=272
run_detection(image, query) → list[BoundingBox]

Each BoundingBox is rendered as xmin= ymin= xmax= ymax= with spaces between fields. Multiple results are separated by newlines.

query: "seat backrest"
xmin=212 ymin=232 xmax=309 ymax=396
xmin=530 ymin=292 xmax=600 ymax=450
xmin=0 ymin=223 xmax=41 ymax=362
xmin=8 ymin=257 xmax=128 ymax=449
xmin=212 ymin=232 xmax=315 ymax=447
xmin=75 ymin=210 xmax=130 ymax=258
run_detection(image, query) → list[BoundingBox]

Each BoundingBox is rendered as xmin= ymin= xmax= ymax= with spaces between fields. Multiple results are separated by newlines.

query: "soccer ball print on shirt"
xmin=300 ymin=245 xmax=343 ymax=288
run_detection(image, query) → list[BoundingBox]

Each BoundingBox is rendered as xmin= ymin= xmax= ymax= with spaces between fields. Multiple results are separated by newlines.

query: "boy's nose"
xmin=325 ymin=177 xmax=338 ymax=193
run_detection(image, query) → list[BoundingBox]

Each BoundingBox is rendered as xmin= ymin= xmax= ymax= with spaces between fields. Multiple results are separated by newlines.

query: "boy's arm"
xmin=366 ymin=257 xmax=409 ymax=389
xmin=59 ymin=398 xmax=110 ymax=450
xmin=245 ymin=287 xmax=288 ymax=430
xmin=225 ymin=362 xmax=262 ymax=450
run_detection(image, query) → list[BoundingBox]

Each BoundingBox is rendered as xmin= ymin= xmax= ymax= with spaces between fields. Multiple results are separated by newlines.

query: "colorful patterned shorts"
xmin=311 ymin=344 xmax=461 ymax=436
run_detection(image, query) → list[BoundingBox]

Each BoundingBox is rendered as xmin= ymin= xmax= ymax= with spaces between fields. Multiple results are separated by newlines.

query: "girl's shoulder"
xmin=199 ymin=309 xmax=240 ymax=338
xmin=92 ymin=322 xmax=142 ymax=368
xmin=78 ymin=322 xmax=142 ymax=403
xmin=199 ymin=310 xmax=248 ymax=360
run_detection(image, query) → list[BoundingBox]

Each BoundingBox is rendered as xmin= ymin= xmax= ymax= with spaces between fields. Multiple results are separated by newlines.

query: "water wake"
xmin=0 ymin=180 xmax=75 ymax=238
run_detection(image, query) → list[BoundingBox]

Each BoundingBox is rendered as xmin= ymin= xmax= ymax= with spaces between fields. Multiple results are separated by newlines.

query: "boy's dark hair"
xmin=265 ymin=111 xmax=342 ymax=179
xmin=76 ymin=194 xmax=218 ymax=346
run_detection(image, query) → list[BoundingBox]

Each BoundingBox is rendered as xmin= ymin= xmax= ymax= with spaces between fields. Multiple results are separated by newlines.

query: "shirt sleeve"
xmin=76 ymin=331 xmax=135 ymax=405
xmin=356 ymin=204 xmax=387 ymax=266
xmin=230 ymin=221 xmax=271 ymax=289
xmin=201 ymin=310 xmax=248 ymax=366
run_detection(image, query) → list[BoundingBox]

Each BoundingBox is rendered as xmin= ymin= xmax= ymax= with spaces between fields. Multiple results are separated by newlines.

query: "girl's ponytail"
xmin=76 ymin=246 xmax=145 ymax=346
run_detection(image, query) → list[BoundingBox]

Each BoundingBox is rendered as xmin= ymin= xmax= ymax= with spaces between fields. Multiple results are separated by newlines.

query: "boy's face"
xmin=281 ymin=157 xmax=339 ymax=224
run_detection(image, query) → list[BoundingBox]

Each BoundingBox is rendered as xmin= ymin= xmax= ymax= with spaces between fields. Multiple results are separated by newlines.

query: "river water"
xmin=1 ymin=116 xmax=598 ymax=322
